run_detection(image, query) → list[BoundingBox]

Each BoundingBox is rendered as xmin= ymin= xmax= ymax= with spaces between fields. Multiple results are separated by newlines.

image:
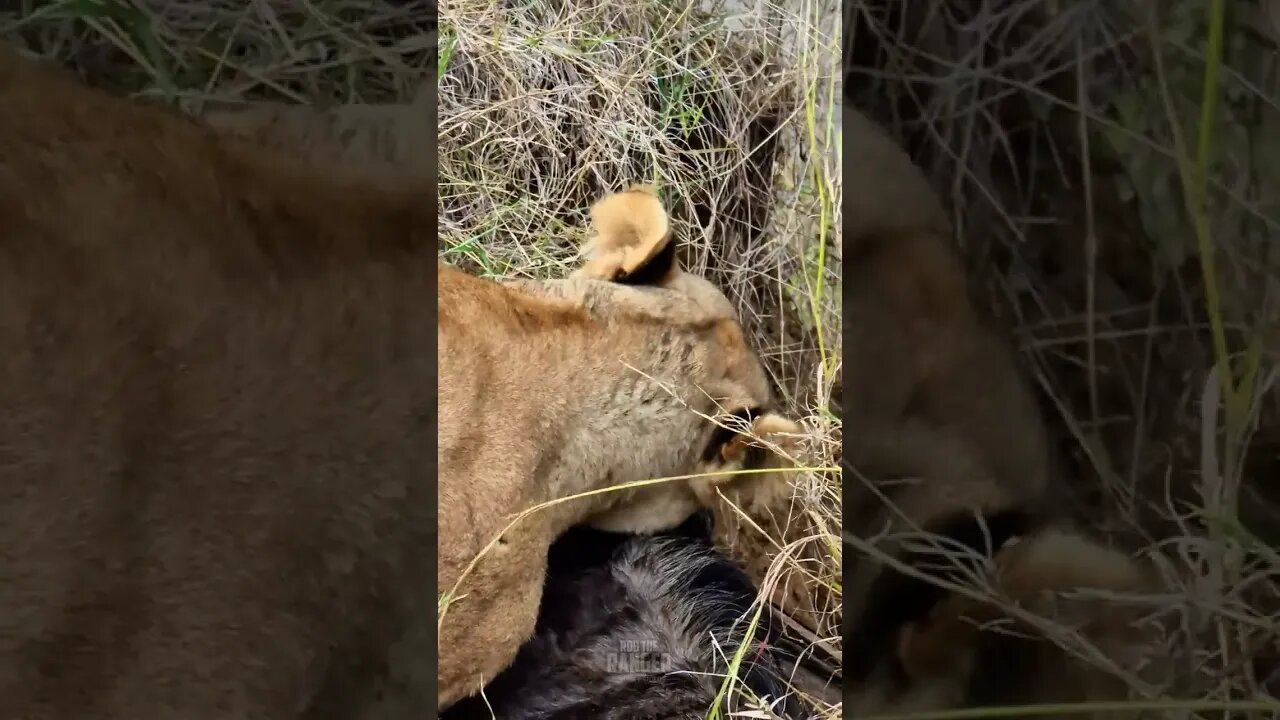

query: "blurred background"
xmin=847 ymin=0 xmax=1280 ymax=711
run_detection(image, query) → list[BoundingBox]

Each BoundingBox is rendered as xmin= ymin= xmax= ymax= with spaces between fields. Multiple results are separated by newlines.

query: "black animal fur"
xmin=442 ymin=512 xmax=810 ymax=719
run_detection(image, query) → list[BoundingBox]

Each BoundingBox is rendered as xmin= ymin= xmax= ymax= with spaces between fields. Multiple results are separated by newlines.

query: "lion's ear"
xmin=691 ymin=410 xmax=801 ymax=503
xmin=717 ymin=412 xmax=803 ymax=465
xmin=573 ymin=185 xmax=679 ymax=286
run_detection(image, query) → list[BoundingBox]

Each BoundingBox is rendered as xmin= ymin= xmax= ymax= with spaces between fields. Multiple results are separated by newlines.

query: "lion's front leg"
xmin=436 ymin=525 xmax=548 ymax=710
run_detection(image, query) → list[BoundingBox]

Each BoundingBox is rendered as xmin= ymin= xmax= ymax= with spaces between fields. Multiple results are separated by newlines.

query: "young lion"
xmin=436 ymin=185 xmax=801 ymax=709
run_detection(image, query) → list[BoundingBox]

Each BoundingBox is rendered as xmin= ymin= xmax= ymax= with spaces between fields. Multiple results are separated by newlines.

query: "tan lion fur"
xmin=436 ymin=185 xmax=800 ymax=708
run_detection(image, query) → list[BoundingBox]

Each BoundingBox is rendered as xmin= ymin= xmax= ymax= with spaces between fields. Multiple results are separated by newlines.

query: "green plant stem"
xmin=1186 ymin=0 xmax=1245 ymax=487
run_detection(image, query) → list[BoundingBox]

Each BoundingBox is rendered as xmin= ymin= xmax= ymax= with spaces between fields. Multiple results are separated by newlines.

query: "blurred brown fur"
xmin=840 ymin=103 xmax=1158 ymax=717
xmin=0 ymin=45 xmax=438 ymax=719
xmin=202 ymin=80 xmax=432 ymax=187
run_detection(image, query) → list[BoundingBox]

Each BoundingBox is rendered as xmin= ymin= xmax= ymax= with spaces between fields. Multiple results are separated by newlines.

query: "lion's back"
xmin=0 ymin=45 xmax=438 ymax=718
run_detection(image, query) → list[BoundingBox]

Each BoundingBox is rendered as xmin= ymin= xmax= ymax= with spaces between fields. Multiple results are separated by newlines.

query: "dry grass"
xmin=438 ymin=0 xmax=841 ymax=716
xmin=848 ymin=0 xmax=1280 ymax=716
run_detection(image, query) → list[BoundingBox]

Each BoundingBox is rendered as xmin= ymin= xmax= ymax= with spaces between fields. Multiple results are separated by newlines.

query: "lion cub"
xmin=840 ymin=104 xmax=1157 ymax=716
xmin=436 ymin=185 xmax=802 ymax=709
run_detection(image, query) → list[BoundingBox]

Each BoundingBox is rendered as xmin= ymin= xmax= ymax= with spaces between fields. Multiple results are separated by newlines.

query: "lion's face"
xmin=586 ymin=406 xmax=800 ymax=534
xmin=560 ymin=185 xmax=802 ymax=535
